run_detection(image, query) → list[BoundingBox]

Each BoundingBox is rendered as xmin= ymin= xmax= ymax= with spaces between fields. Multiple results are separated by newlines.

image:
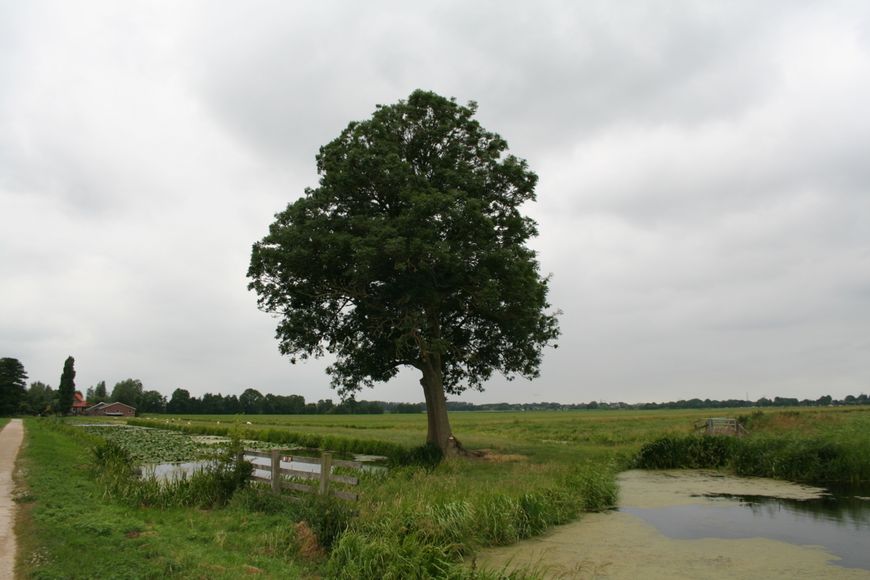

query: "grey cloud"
xmin=1 ymin=0 xmax=868 ymax=404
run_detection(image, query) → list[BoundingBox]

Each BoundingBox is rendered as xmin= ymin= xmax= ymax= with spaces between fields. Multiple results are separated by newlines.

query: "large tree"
xmin=239 ymin=388 xmax=265 ymax=414
xmin=57 ymin=356 xmax=76 ymax=415
xmin=0 ymin=357 xmax=28 ymax=416
xmin=26 ymin=381 xmax=55 ymax=415
xmin=167 ymin=388 xmax=193 ymax=414
xmin=110 ymin=378 xmax=144 ymax=408
xmin=248 ymin=90 xmax=559 ymax=454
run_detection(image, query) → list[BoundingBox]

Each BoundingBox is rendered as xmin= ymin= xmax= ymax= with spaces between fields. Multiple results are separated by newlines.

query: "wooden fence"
xmin=695 ymin=417 xmax=748 ymax=437
xmin=242 ymin=449 xmax=361 ymax=501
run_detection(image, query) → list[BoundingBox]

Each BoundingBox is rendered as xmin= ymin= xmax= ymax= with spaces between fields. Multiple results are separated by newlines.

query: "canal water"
xmin=476 ymin=470 xmax=870 ymax=579
xmin=623 ymin=486 xmax=870 ymax=570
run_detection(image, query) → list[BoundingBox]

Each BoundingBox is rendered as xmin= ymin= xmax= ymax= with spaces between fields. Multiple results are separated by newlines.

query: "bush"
xmin=635 ymin=433 xmax=867 ymax=484
xmin=634 ymin=435 xmax=736 ymax=469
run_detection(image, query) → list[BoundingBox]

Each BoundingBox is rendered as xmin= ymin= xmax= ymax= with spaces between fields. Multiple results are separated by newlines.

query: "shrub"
xmin=633 ymin=435 xmax=736 ymax=469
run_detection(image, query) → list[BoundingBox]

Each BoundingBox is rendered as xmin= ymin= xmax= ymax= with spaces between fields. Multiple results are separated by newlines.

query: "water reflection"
xmin=621 ymin=487 xmax=870 ymax=570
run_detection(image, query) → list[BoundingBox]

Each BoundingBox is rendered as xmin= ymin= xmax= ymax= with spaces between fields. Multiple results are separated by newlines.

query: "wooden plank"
xmin=330 ymin=474 xmax=358 ymax=486
xmin=249 ymin=451 xmax=363 ymax=470
xmin=251 ymin=474 xmax=271 ymax=483
xmin=281 ymin=455 xmax=321 ymax=465
xmin=244 ymin=449 xmax=274 ymax=459
xmin=282 ymin=481 xmax=316 ymax=494
xmin=276 ymin=468 xmax=357 ymax=485
xmin=280 ymin=468 xmax=319 ymax=481
xmin=332 ymin=490 xmax=358 ymax=501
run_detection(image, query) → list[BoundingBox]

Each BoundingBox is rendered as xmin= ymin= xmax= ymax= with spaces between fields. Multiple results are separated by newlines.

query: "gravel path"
xmin=0 ymin=419 xmax=24 ymax=580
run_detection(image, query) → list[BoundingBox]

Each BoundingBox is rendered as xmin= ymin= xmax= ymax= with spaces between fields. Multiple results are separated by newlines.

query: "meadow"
xmin=14 ymin=405 xmax=870 ymax=578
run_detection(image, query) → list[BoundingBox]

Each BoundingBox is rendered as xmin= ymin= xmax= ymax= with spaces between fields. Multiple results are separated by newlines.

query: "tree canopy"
xmin=248 ymin=90 xmax=559 ymax=452
xmin=111 ymin=378 xmax=144 ymax=408
xmin=57 ymin=356 xmax=76 ymax=415
xmin=0 ymin=357 xmax=28 ymax=416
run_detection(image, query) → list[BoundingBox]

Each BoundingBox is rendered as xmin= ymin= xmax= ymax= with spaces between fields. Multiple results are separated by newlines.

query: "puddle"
xmin=476 ymin=470 xmax=870 ymax=579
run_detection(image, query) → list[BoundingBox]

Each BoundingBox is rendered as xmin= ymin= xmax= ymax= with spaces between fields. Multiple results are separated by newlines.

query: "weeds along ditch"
xmin=634 ymin=408 xmax=870 ymax=485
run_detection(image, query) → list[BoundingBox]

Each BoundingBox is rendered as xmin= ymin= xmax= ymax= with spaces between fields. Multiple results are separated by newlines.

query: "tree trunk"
xmin=419 ymin=355 xmax=460 ymax=456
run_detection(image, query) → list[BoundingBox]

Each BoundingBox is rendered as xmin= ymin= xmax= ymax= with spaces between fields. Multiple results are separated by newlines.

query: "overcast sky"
xmin=2 ymin=1 xmax=869 ymax=404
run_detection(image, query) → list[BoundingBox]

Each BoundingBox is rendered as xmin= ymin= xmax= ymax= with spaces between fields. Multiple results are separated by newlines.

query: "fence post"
xmin=271 ymin=449 xmax=281 ymax=494
xmin=319 ymin=452 xmax=333 ymax=496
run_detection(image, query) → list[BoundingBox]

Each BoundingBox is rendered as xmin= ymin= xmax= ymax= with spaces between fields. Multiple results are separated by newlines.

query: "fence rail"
xmin=242 ymin=449 xmax=361 ymax=501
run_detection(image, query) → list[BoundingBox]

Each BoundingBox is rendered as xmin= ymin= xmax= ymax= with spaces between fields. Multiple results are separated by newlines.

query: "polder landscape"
xmin=1 ymin=406 xmax=870 ymax=578
xmin=3 ymin=402 xmax=870 ymax=578
xmin=3 ymin=82 xmax=870 ymax=580
xmin=4 ymin=4 xmax=870 ymax=579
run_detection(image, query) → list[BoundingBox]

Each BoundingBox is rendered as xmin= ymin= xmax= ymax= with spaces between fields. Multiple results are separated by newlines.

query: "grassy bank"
xmin=634 ymin=408 xmax=870 ymax=484
xmin=0 ymin=417 xmax=9 ymax=430
xmin=18 ymin=416 xmax=620 ymax=578
xmin=20 ymin=406 xmax=869 ymax=577
xmin=15 ymin=419 xmax=309 ymax=579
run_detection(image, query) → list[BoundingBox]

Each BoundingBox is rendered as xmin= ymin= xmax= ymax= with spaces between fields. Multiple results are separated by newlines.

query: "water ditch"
xmin=623 ymin=487 xmax=870 ymax=570
xmin=144 ymin=452 xmax=388 ymax=481
xmin=477 ymin=470 xmax=870 ymax=579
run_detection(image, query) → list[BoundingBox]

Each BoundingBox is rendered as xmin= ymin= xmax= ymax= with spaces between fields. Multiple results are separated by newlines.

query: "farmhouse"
xmin=71 ymin=391 xmax=91 ymax=415
xmin=84 ymin=401 xmax=137 ymax=417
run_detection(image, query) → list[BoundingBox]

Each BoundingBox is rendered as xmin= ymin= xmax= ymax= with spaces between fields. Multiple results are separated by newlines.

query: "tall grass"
xmin=634 ymin=433 xmax=870 ymax=484
xmin=324 ymin=461 xmax=618 ymax=579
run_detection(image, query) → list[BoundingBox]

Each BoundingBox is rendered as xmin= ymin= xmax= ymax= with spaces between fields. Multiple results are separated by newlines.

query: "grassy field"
xmin=0 ymin=417 xmax=9 ymax=430
xmin=16 ymin=406 xmax=870 ymax=578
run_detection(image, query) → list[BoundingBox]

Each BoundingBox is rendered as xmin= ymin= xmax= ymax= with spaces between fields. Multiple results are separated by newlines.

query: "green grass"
xmin=15 ymin=419 xmax=309 ymax=579
xmin=17 ymin=406 xmax=870 ymax=578
xmin=634 ymin=407 xmax=870 ymax=484
xmin=0 ymin=417 xmax=9 ymax=430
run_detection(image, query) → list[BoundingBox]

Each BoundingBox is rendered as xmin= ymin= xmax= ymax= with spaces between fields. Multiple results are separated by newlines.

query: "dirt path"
xmin=0 ymin=419 xmax=24 ymax=580
xmin=477 ymin=470 xmax=870 ymax=579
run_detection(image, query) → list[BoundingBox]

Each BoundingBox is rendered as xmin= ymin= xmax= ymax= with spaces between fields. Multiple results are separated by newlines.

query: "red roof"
xmin=72 ymin=391 xmax=89 ymax=408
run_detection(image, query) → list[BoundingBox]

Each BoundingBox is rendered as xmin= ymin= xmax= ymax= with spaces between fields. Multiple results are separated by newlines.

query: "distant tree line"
xmin=440 ymin=394 xmax=870 ymax=411
xmin=162 ymin=387 xmax=385 ymax=415
xmin=2 ymin=355 xmax=868 ymax=417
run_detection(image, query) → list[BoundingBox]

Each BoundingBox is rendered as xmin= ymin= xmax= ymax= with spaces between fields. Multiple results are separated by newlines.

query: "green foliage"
xmin=57 ymin=355 xmax=76 ymax=415
xmin=248 ymin=90 xmax=559 ymax=450
xmin=730 ymin=436 xmax=868 ymax=483
xmin=634 ymin=435 xmax=737 ymax=469
xmin=635 ymin=432 xmax=870 ymax=484
xmin=399 ymin=442 xmax=444 ymax=469
xmin=25 ymin=381 xmax=55 ymax=415
xmin=0 ymin=356 xmax=28 ymax=415
xmin=248 ymin=89 xmax=559 ymax=396
xmin=18 ymin=419 xmax=306 ymax=578
xmin=84 ymin=425 xmax=216 ymax=463
xmin=24 ymin=407 xmax=869 ymax=578
xmin=92 ymin=437 xmax=253 ymax=509
xmin=128 ymin=417 xmax=410 ymax=460
xmin=110 ymin=378 xmax=144 ymax=408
